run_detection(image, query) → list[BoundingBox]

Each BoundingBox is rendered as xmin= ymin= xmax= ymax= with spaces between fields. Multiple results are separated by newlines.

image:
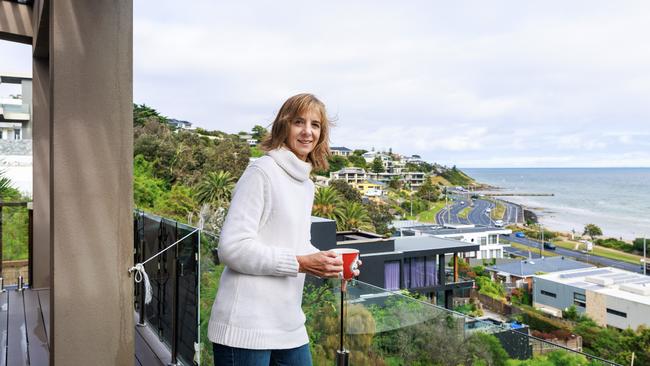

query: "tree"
xmin=415 ymin=177 xmax=439 ymax=202
xmin=388 ymin=176 xmax=402 ymax=190
xmin=327 ymin=155 xmax=348 ymax=173
xmin=365 ymin=201 xmax=394 ymax=236
xmin=329 ymin=180 xmax=362 ymax=203
xmin=370 ymin=156 xmax=385 ymax=173
xmin=0 ymin=170 xmax=20 ymax=200
xmin=312 ymin=187 xmax=341 ymax=220
xmin=196 ymin=171 xmax=235 ymax=206
xmin=251 ymin=124 xmax=268 ymax=141
xmin=133 ymin=103 xmax=168 ymax=127
xmin=346 ymin=154 xmax=367 ymax=169
xmin=583 ymin=224 xmax=603 ymax=241
xmin=335 ymin=201 xmax=374 ymax=232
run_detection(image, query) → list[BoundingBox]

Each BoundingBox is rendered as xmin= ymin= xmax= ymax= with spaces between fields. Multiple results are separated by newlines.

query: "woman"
xmin=208 ymin=93 xmax=346 ymax=365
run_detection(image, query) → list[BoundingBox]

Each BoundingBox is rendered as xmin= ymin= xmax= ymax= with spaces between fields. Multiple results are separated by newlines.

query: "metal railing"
xmin=133 ymin=210 xmax=200 ymax=365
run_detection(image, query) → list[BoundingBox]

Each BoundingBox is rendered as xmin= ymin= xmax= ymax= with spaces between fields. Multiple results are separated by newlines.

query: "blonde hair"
xmin=260 ymin=93 xmax=331 ymax=171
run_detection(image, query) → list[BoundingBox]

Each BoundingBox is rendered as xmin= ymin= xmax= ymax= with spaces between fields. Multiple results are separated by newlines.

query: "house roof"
xmin=393 ymin=235 xmax=479 ymax=254
xmin=331 ymin=146 xmax=352 ymax=152
xmin=487 ymin=256 xmax=594 ymax=277
xmin=535 ymin=267 xmax=650 ymax=306
xmin=403 ymin=224 xmax=511 ymax=236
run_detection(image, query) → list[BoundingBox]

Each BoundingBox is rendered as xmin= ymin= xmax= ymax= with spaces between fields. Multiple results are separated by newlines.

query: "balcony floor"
xmin=0 ymin=288 xmax=50 ymax=366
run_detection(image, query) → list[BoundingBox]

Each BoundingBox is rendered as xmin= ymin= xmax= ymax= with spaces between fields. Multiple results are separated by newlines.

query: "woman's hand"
xmin=297 ymin=251 xmax=343 ymax=278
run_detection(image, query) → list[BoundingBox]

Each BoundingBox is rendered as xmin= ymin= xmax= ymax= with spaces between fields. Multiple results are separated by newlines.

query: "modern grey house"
xmin=310 ymin=217 xmax=479 ymax=309
xmin=533 ymin=267 xmax=650 ymax=330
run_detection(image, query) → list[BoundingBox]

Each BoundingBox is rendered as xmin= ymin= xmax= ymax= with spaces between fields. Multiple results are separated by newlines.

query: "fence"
xmin=133 ymin=210 xmax=200 ymax=365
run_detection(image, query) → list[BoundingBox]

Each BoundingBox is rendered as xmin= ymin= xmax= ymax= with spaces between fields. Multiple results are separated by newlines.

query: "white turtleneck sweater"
xmin=208 ymin=147 xmax=319 ymax=349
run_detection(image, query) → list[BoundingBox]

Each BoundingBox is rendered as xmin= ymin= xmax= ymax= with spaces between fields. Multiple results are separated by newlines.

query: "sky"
xmin=2 ymin=1 xmax=649 ymax=168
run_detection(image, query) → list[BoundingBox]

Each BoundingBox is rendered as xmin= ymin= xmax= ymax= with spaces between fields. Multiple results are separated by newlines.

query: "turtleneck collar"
xmin=267 ymin=146 xmax=312 ymax=182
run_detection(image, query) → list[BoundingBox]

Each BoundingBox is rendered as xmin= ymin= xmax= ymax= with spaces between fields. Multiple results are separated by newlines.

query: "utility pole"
xmin=539 ymin=224 xmax=544 ymax=259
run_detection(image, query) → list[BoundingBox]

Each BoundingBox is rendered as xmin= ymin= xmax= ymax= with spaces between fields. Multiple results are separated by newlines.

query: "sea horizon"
xmin=464 ymin=167 xmax=650 ymax=241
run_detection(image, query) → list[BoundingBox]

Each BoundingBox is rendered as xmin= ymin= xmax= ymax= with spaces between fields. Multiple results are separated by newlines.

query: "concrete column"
xmin=32 ymin=56 xmax=50 ymax=290
xmin=50 ymin=1 xmax=133 ymax=365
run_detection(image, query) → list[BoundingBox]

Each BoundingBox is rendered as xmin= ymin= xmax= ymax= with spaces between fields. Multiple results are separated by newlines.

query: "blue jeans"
xmin=213 ymin=343 xmax=313 ymax=366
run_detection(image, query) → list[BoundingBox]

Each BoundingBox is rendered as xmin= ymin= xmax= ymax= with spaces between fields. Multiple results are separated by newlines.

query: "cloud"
xmin=4 ymin=1 xmax=650 ymax=167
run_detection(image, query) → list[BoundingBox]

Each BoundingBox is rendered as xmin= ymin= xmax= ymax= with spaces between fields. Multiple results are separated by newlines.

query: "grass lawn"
xmin=554 ymin=240 xmax=644 ymax=265
xmin=490 ymin=200 xmax=506 ymax=220
xmin=509 ymin=242 xmax=558 ymax=258
xmin=458 ymin=207 xmax=471 ymax=219
xmin=416 ymin=201 xmax=447 ymax=223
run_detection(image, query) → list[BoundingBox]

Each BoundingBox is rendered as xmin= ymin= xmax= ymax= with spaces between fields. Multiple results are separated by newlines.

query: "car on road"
xmin=485 ymin=208 xmax=491 ymax=213
xmin=515 ymin=232 xmax=525 ymax=238
xmin=494 ymin=220 xmax=504 ymax=227
xmin=543 ymin=242 xmax=556 ymax=250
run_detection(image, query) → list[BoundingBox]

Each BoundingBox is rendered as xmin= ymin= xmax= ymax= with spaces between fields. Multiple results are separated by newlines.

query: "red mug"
xmin=332 ymin=248 xmax=360 ymax=280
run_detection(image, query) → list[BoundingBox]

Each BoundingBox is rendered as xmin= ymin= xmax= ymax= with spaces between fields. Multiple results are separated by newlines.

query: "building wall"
xmin=585 ymin=290 xmax=607 ymax=327
xmin=603 ymin=295 xmax=648 ymax=330
xmin=533 ymin=277 xmax=585 ymax=315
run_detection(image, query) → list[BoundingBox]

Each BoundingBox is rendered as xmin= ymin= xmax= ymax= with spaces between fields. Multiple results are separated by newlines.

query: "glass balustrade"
xmin=304 ymin=277 xmax=620 ymax=366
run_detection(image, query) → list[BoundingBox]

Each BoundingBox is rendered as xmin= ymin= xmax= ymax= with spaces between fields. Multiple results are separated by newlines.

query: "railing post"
xmin=137 ymin=212 xmax=146 ymax=326
xmin=336 ymin=279 xmax=350 ymax=366
xmin=28 ymin=204 xmax=33 ymax=287
xmin=169 ymin=223 xmax=180 ymax=366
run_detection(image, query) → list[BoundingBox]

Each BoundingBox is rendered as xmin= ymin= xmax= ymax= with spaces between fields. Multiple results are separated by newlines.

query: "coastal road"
xmin=504 ymin=246 xmax=542 ymax=259
xmin=505 ymin=236 xmax=643 ymax=273
xmin=468 ymin=199 xmax=494 ymax=226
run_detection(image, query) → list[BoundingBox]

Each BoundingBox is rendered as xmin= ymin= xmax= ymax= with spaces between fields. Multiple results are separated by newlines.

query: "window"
xmin=481 ymin=250 xmax=487 ymax=258
xmin=573 ymin=293 xmax=586 ymax=308
xmin=606 ymin=308 xmax=627 ymax=318
xmin=488 ymin=234 xmax=498 ymax=244
xmin=384 ymin=261 xmax=400 ymax=291
xmin=403 ymin=256 xmax=437 ymax=289
xmin=480 ymin=237 xmax=487 ymax=245
xmin=541 ymin=290 xmax=557 ymax=298
xmin=14 ymin=129 xmax=22 ymax=140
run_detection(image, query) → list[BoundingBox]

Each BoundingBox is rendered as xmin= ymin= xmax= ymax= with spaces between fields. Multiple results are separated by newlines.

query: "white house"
xmin=400 ymin=223 xmax=511 ymax=260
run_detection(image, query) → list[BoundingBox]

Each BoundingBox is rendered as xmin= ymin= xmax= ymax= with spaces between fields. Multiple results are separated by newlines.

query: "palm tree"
xmin=196 ymin=171 xmax=235 ymax=206
xmin=312 ymin=186 xmax=341 ymax=220
xmin=336 ymin=201 xmax=374 ymax=232
xmin=0 ymin=170 xmax=16 ymax=199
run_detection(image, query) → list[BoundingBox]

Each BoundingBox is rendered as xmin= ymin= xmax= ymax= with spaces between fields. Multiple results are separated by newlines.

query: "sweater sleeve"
xmin=217 ymin=166 xmax=299 ymax=276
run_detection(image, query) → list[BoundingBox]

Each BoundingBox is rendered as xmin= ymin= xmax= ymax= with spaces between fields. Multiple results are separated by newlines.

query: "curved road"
xmin=434 ymin=195 xmax=643 ymax=274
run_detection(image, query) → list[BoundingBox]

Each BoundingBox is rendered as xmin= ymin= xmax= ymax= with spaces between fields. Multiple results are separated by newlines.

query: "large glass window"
xmin=384 ymin=261 xmax=400 ymax=290
xmin=607 ymin=308 xmax=627 ymax=318
xmin=403 ymin=256 xmax=437 ymax=289
xmin=489 ymin=234 xmax=498 ymax=244
xmin=573 ymin=292 xmax=586 ymax=308
xmin=541 ymin=290 xmax=557 ymax=298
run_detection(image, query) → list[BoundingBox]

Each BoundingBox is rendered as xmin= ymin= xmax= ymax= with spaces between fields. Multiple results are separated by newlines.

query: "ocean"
xmin=462 ymin=168 xmax=650 ymax=241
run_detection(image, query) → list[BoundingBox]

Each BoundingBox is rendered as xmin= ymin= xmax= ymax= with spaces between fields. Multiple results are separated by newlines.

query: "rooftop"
xmin=0 ymin=73 xmax=32 ymax=84
xmin=394 ymin=235 xmax=479 ymax=254
xmin=535 ymin=267 xmax=650 ymax=306
xmin=402 ymin=224 xmax=512 ymax=236
xmin=330 ymin=146 xmax=352 ymax=151
xmin=488 ymin=256 xmax=595 ymax=277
